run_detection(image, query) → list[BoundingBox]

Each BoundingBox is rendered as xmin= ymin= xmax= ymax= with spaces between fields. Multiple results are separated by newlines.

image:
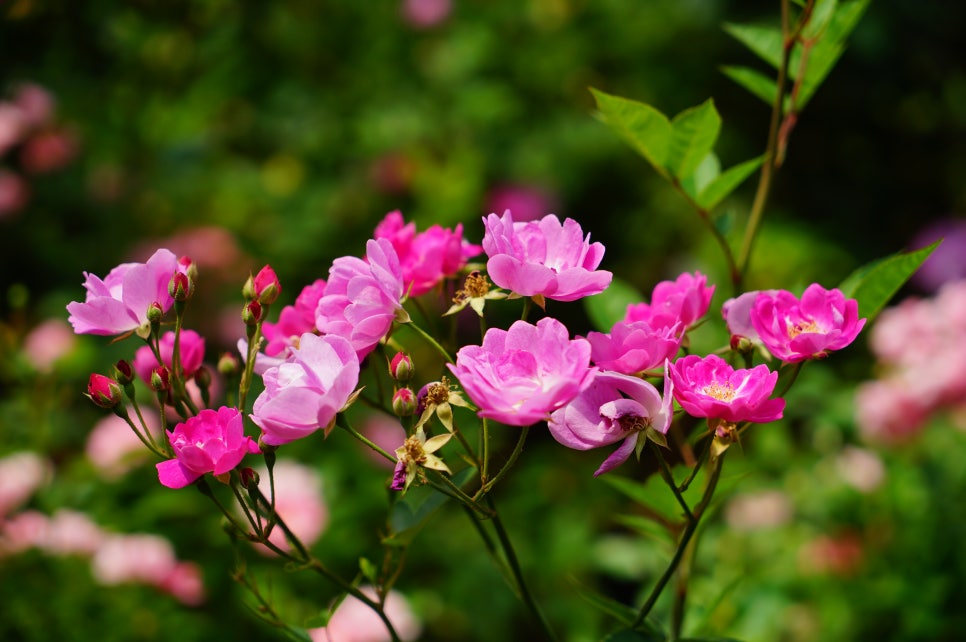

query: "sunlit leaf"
xmin=696 ymin=155 xmax=764 ymax=210
xmin=667 ymin=99 xmax=722 ymax=180
xmin=592 ymin=88 xmax=672 ymax=176
xmin=679 ymin=152 xmax=721 ymax=200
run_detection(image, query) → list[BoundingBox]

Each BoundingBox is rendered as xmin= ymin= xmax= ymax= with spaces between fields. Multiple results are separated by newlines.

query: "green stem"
xmin=476 ymin=425 xmax=529 ymax=498
xmin=653 ymin=445 xmax=694 ymax=522
xmin=115 ymin=408 xmax=168 ymax=459
xmin=405 ymin=320 xmax=454 ymax=363
xmin=672 ymin=180 xmax=740 ymax=288
xmin=337 ymin=414 xmax=397 ymax=464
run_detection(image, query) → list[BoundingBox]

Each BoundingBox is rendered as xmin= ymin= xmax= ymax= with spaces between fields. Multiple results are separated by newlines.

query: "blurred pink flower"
xmin=0 ymin=102 xmax=26 ymax=154
xmin=0 ymin=169 xmax=29 ymax=218
xmin=909 ymin=218 xmax=966 ymax=291
xmin=91 ymin=533 xmax=178 ymax=586
xmin=156 ymin=407 xmax=260 ymax=489
xmin=854 ymin=379 xmax=928 ymax=445
xmin=12 ymin=83 xmax=54 ymax=128
xmin=315 ymin=238 xmax=405 ymax=359
xmin=358 ymin=414 xmax=407 ymax=469
xmin=669 ymin=354 xmax=784 ymax=424
xmin=0 ymin=452 xmax=50 ymax=518
xmin=20 ymin=128 xmax=78 ymax=174
xmin=67 ymin=248 xmax=180 ymax=336
xmin=586 ymin=320 xmax=681 ymax=375
xmin=133 ymin=329 xmax=206 ymax=384
xmin=834 ymin=446 xmax=885 ymax=494
xmin=251 ymin=459 xmax=328 ymax=555
xmin=485 ymin=183 xmax=558 ymax=223
xmin=42 ymin=509 xmax=104 ymax=556
xmin=262 ymin=279 xmax=326 ymax=357
xmin=549 ymin=369 xmax=673 ymax=476
xmin=23 ymin=318 xmax=76 ymax=373
xmin=448 ymin=317 xmax=594 ymax=426
xmin=0 ymin=510 xmax=48 ymax=555
xmin=482 ymin=211 xmax=612 ymax=302
xmin=251 ymin=333 xmax=360 ymax=446
xmin=400 ymin=0 xmax=451 ymax=29
xmin=159 ymin=561 xmax=205 ymax=606
xmin=800 ymin=532 xmax=864 ymax=577
xmin=724 ymin=490 xmax=793 ymax=531
xmin=625 ymin=271 xmax=715 ymax=335
xmin=309 ymin=586 xmax=422 ymax=642
xmin=751 ymin=284 xmax=865 ymax=363
xmin=86 ymin=411 xmax=161 ymax=479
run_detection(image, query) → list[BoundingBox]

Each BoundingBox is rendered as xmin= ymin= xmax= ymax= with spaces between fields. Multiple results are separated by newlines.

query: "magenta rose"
xmin=133 ymin=330 xmax=206 ymax=384
xmin=447 ymin=317 xmax=594 ymax=426
xmin=669 ymin=354 xmax=784 ymax=424
xmin=549 ymin=369 xmax=673 ymax=476
xmin=315 ymin=238 xmax=404 ymax=359
xmin=251 ymin=333 xmax=360 ymax=446
xmin=750 ymin=284 xmax=866 ymax=363
xmin=481 ymin=211 xmax=612 ymax=302
xmin=67 ymin=249 xmax=180 ymax=336
xmin=262 ymin=279 xmax=326 ymax=358
xmin=625 ymin=271 xmax=715 ymax=334
xmin=586 ymin=320 xmax=682 ymax=375
xmin=156 ymin=406 xmax=260 ymax=489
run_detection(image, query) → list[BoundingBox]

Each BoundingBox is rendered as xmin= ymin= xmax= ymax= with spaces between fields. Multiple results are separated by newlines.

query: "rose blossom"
xmin=481 ymin=211 xmax=612 ymax=302
xmin=262 ymin=279 xmax=326 ymax=358
xmin=669 ymin=354 xmax=785 ymax=424
xmin=67 ymin=248 xmax=180 ymax=336
xmin=448 ymin=317 xmax=594 ymax=426
xmin=309 ymin=586 xmax=422 ymax=642
xmin=722 ymin=290 xmax=779 ymax=347
xmin=750 ymin=284 xmax=866 ymax=362
xmin=0 ymin=451 xmax=50 ymax=518
xmin=374 ymin=210 xmax=481 ymax=297
xmin=549 ymin=369 xmax=673 ymax=476
xmin=132 ymin=329 xmax=206 ymax=384
xmin=251 ymin=333 xmax=360 ymax=446
xmin=156 ymin=406 xmax=260 ymax=489
xmin=585 ymin=320 xmax=682 ymax=375
xmin=315 ymin=238 xmax=405 ymax=359
xmin=625 ymin=271 xmax=715 ymax=334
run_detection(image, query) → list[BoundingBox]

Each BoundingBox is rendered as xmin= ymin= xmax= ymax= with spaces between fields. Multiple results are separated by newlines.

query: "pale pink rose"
xmin=625 ymin=271 xmax=715 ymax=334
xmin=448 ymin=317 xmax=594 ymax=426
xmin=854 ymin=379 xmax=928 ymax=445
xmin=133 ymin=329 xmax=206 ymax=384
xmin=0 ymin=102 xmax=26 ymax=153
xmin=20 ymin=128 xmax=78 ymax=174
xmin=400 ymin=0 xmax=451 ymax=28
xmin=0 ymin=510 xmax=49 ymax=555
xmin=669 ymin=354 xmax=784 ymax=424
xmin=722 ymin=289 xmax=780 ymax=348
xmin=42 ymin=509 xmax=104 ymax=556
xmin=724 ymin=490 xmax=793 ymax=531
xmin=91 ymin=533 xmax=178 ymax=586
xmin=86 ymin=411 xmax=161 ymax=479
xmin=251 ymin=459 xmax=328 ymax=555
xmin=251 ymin=333 xmax=360 ymax=446
xmin=12 ymin=83 xmax=55 ymax=128
xmin=0 ymin=451 xmax=51 ymax=518
xmin=549 ymin=368 xmax=673 ymax=476
xmin=751 ymin=284 xmax=866 ymax=363
xmin=156 ymin=407 xmax=260 ymax=489
xmin=159 ymin=561 xmax=205 ymax=606
xmin=315 ymin=238 xmax=405 ymax=359
xmin=0 ymin=169 xmax=29 ymax=218
xmin=309 ymin=586 xmax=422 ymax=642
xmin=486 ymin=183 xmax=559 ymax=223
xmin=262 ymin=279 xmax=326 ymax=357
xmin=67 ymin=248 xmax=181 ymax=336
xmin=22 ymin=318 xmax=76 ymax=373
xmin=585 ymin=320 xmax=681 ymax=375
xmin=834 ymin=446 xmax=886 ymax=494
xmin=482 ymin=211 xmax=612 ymax=302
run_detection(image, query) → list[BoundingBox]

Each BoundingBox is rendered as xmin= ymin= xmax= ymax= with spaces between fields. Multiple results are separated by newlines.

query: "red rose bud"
xmin=240 ymin=467 xmax=259 ymax=488
xmin=87 ymin=373 xmax=122 ymax=408
xmin=150 ymin=365 xmax=170 ymax=392
xmin=113 ymin=359 xmax=135 ymax=385
xmin=146 ymin=301 xmax=165 ymax=325
xmin=168 ymin=271 xmax=194 ymax=302
xmin=242 ymin=300 xmax=262 ymax=326
xmin=178 ymin=255 xmax=198 ymax=282
xmin=389 ymin=352 xmax=414 ymax=382
xmin=392 ymin=387 xmax=417 ymax=417
xmin=730 ymin=334 xmax=754 ymax=354
xmin=253 ymin=265 xmax=281 ymax=304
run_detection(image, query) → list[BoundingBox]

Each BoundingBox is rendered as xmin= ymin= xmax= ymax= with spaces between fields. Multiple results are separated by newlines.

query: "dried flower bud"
xmin=87 ymin=373 xmax=122 ymax=408
xmin=392 ymin=387 xmax=417 ymax=417
xmin=150 ymin=365 xmax=170 ymax=392
xmin=169 ymin=272 xmax=194 ymax=302
xmin=242 ymin=300 xmax=262 ymax=326
xmin=389 ymin=352 xmax=414 ymax=382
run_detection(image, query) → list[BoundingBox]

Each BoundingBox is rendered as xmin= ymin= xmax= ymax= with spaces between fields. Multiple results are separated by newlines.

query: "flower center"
xmin=616 ymin=414 xmax=651 ymax=432
xmin=426 ymin=377 xmax=451 ymax=405
xmin=702 ymin=381 xmax=736 ymax=402
xmin=787 ymin=318 xmax=821 ymax=338
xmin=453 ymin=271 xmax=491 ymax=303
xmin=401 ymin=435 xmax=427 ymax=465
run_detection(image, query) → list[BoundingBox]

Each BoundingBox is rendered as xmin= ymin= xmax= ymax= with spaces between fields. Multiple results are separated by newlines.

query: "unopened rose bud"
xmin=242 ymin=300 xmax=262 ymax=326
xmin=389 ymin=352 xmax=414 ymax=382
xmin=252 ymin=265 xmax=281 ymax=305
xmin=146 ymin=301 xmax=164 ymax=325
xmin=150 ymin=365 xmax=170 ymax=392
xmin=730 ymin=335 xmax=754 ymax=354
xmin=87 ymin=373 xmax=122 ymax=408
xmin=240 ymin=467 xmax=259 ymax=488
xmin=113 ymin=359 xmax=135 ymax=385
xmin=392 ymin=387 xmax=417 ymax=417
xmin=178 ymin=255 xmax=198 ymax=282
xmin=241 ymin=275 xmax=256 ymax=301
xmin=169 ymin=272 xmax=194 ymax=302
xmin=217 ymin=352 xmax=240 ymax=377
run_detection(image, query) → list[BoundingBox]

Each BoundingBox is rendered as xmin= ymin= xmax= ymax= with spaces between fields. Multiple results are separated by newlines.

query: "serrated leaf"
xmin=723 ymin=23 xmax=783 ymax=70
xmin=591 ymin=88 xmax=672 ymax=176
xmin=584 ymin=277 xmax=643 ymax=332
xmin=838 ymin=240 xmax=941 ymax=321
xmin=720 ymin=65 xmax=778 ymax=106
xmin=679 ymin=152 xmax=721 ymax=200
xmin=697 ymin=155 xmax=764 ymax=210
xmin=667 ymin=99 xmax=722 ymax=180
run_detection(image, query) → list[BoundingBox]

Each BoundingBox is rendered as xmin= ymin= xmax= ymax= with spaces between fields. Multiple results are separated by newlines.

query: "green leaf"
xmin=567 ymin=577 xmax=640 ymax=627
xmin=802 ymin=0 xmax=838 ymax=40
xmin=720 ymin=65 xmax=777 ymax=106
xmin=838 ymin=240 xmax=941 ymax=321
xmin=723 ymin=23 xmax=783 ymax=70
xmin=603 ymin=630 xmax=666 ymax=642
xmin=592 ymin=88 xmax=672 ymax=176
xmin=667 ymin=99 xmax=722 ymax=180
xmin=679 ymin=152 xmax=721 ymax=200
xmin=696 ymin=155 xmax=764 ymax=210
xmin=584 ymin=277 xmax=643 ymax=332
xmin=794 ymin=0 xmax=871 ymax=108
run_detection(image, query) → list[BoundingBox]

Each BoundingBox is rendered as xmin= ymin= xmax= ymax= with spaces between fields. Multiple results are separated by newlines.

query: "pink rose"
xmin=625 ymin=271 xmax=715 ymax=334
xmin=669 ymin=354 xmax=784 ymax=424
xmin=481 ymin=211 xmax=612 ymax=302
xmin=722 ymin=290 xmax=779 ymax=346
xmin=448 ymin=317 xmax=594 ymax=426
xmin=586 ymin=320 xmax=682 ymax=375
xmin=315 ymin=238 xmax=405 ymax=359
xmin=156 ymin=407 xmax=260 ymax=489
xmin=132 ymin=329 xmax=206 ymax=384
xmin=251 ymin=333 xmax=360 ymax=446
xmin=750 ymin=284 xmax=866 ymax=363
xmin=262 ymin=279 xmax=326 ymax=357
xmin=549 ymin=369 xmax=673 ymax=476
xmin=67 ymin=248 xmax=180 ymax=336
xmin=309 ymin=586 xmax=422 ymax=642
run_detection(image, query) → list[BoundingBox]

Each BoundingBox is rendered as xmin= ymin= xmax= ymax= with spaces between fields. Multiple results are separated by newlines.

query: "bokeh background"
xmin=2 ymin=0 xmax=966 ymax=640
